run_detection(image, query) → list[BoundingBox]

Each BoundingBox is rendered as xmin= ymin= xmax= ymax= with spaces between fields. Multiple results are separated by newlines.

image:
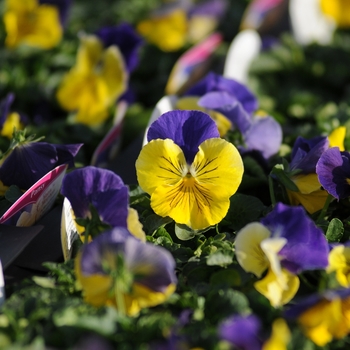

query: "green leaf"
xmin=326 ymin=218 xmax=344 ymax=243
xmin=223 ymin=193 xmax=265 ymax=230
xmin=271 ymin=165 xmax=300 ymax=192
xmin=206 ymin=250 xmax=234 ymax=267
xmin=143 ymin=214 xmax=173 ymax=235
xmin=210 ymin=269 xmax=241 ymax=289
xmin=175 ymin=223 xmax=197 ymax=240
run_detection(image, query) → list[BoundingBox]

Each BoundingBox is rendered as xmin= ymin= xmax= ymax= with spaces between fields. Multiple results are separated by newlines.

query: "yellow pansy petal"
xmin=320 ymin=0 xmax=350 ymax=27
xmin=193 ymin=138 xmax=243 ymax=197
xmin=287 ymin=188 xmax=328 ymax=214
xmin=298 ymin=298 xmax=343 ymax=346
xmin=254 ymin=268 xmax=300 ymax=308
xmin=101 ymin=46 xmax=128 ymax=102
xmin=176 ymin=96 xmax=202 ymax=110
xmin=235 ymin=222 xmax=271 ymax=278
xmin=292 ymin=173 xmax=321 ymax=194
xmin=127 ymin=208 xmax=146 ymax=242
xmin=327 ymin=245 xmax=350 ymax=287
xmin=1 ymin=112 xmax=22 ymax=139
xmin=262 ymin=318 xmax=291 ymax=350
xmin=329 ymin=126 xmax=346 ymax=151
xmin=136 ymin=139 xmax=186 ymax=194
xmin=137 ymin=9 xmax=188 ymax=51
xmin=187 ymin=16 xmax=217 ymax=43
xmin=261 ymin=237 xmax=288 ymax=288
xmin=76 ymin=35 xmax=104 ymax=74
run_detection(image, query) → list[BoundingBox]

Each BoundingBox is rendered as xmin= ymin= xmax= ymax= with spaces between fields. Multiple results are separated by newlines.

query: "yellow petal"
xmin=320 ymin=0 xmax=350 ymax=27
xmin=137 ymin=9 xmax=188 ymax=51
xmin=127 ymin=208 xmax=146 ymax=242
xmin=76 ymin=35 xmax=104 ymax=74
xmin=254 ymin=268 xmax=300 ymax=308
xmin=136 ymin=139 xmax=186 ymax=194
xmin=327 ymin=245 xmax=350 ymax=287
xmin=235 ymin=222 xmax=271 ymax=277
xmin=298 ymin=298 xmax=344 ymax=346
xmin=1 ymin=112 xmax=22 ymax=139
xmin=262 ymin=318 xmax=291 ymax=350
xmin=187 ymin=16 xmax=217 ymax=43
xmin=328 ymin=126 xmax=346 ymax=151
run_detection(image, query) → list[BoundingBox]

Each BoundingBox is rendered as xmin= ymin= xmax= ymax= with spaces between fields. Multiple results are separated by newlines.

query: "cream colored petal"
xmin=235 ymin=222 xmax=271 ymax=277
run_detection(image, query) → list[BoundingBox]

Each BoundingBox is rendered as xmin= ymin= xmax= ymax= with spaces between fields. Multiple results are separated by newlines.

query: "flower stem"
xmin=316 ymin=194 xmax=333 ymax=224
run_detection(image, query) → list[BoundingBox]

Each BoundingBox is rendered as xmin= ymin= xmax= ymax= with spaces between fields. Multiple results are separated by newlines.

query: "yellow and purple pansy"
xmin=286 ymin=135 xmax=329 ymax=214
xmin=75 ymin=227 xmax=177 ymax=316
xmin=235 ymin=203 xmax=329 ymax=307
xmin=136 ymin=110 xmax=244 ymax=230
xmin=285 ymin=288 xmax=350 ymax=346
xmin=0 ymin=93 xmax=24 ymax=139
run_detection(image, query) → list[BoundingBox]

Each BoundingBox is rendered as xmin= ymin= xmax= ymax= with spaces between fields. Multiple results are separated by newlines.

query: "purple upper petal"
xmin=218 ymin=314 xmax=262 ymax=350
xmin=198 ymin=91 xmax=251 ymax=133
xmin=243 ymin=116 xmax=282 ymax=159
xmin=316 ymin=147 xmax=350 ymax=200
xmin=61 ymin=166 xmax=129 ymax=227
xmin=290 ymin=136 xmax=329 ymax=173
xmin=0 ymin=142 xmax=58 ymax=189
xmin=0 ymin=93 xmax=15 ymax=129
xmin=261 ymin=203 xmax=329 ymax=274
xmin=184 ymin=72 xmax=258 ymax=114
xmin=81 ymin=227 xmax=177 ymax=292
xmin=53 ymin=143 xmax=83 ymax=168
xmin=147 ymin=110 xmax=219 ymax=163
xmin=96 ymin=23 xmax=144 ymax=72
xmin=40 ymin=0 xmax=71 ymax=25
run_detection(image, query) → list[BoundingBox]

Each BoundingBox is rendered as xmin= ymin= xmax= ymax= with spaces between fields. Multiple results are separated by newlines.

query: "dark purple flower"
xmin=96 ymin=23 xmax=144 ymax=73
xmin=290 ymin=136 xmax=329 ymax=173
xmin=61 ymin=166 xmax=129 ymax=227
xmin=261 ymin=203 xmax=329 ymax=274
xmin=184 ymin=72 xmax=258 ymax=114
xmin=316 ymin=147 xmax=350 ymax=200
xmin=147 ymin=110 xmax=219 ymax=163
xmin=0 ymin=141 xmax=82 ymax=190
xmin=188 ymin=0 xmax=228 ymax=18
xmin=40 ymin=0 xmax=71 ymax=25
xmin=218 ymin=314 xmax=262 ymax=350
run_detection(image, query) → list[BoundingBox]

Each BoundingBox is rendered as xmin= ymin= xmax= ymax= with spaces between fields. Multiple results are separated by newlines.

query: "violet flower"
xmin=316 ymin=147 xmax=350 ymax=200
xmin=0 ymin=134 xmax=82 ymax=190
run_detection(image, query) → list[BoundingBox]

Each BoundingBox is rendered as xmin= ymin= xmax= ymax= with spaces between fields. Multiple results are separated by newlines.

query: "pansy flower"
xmin=285 ymin=288 xmax=350 ymax=346
xmin=235 ymin=203 xmax=329 ymax=307
xmin=286 ymin=135 xmax=329 ymax=214
xmin=218 ymin=314 xmax=290 ymax=350
xmin=56 ymin=33 xmax=128 ymax=126
xmin=0 ymin=131 xmax=82 ymax=191
xmin=75 ymin=227 xmax=177 ymax=316
xmin=61 ymin=166 xmax=145 ymax=242
xmin=328 ymin=126 xmax=346 ymax=151
xmin=3 ymin=0 xmax=68 ymax=49
xmin=316 ymin=147 xmax=350 ymax=200
xmin=136 ymin=110 xmax=244 ymax=230
xmin=0 ymin=93 xmax=24 ymax=139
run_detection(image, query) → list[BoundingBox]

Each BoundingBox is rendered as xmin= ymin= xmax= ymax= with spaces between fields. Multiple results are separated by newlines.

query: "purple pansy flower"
xmin=0 ymin=141 xmax=82 ymax=190
xmin=198 ymin=90 xmax=282 ymax=159
xmin=261 ymin=203 xmax=329 ymax=274
xmin=184 ymin=72 xmax=258 ymax=114
xmin=61 ymin=166 xmax=129 ymax=228
xmin=290 ymin=136 xmax=329 ymax=173
xmin=316 ymin=147 xmax=350 ymax=200
xmin=218 ymin=314 xmax=262 ymax=350
xmin=96 ymin=23 xmax=144 ymax=73
xmin=147 ymin=110 xmax=219 ymax=163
